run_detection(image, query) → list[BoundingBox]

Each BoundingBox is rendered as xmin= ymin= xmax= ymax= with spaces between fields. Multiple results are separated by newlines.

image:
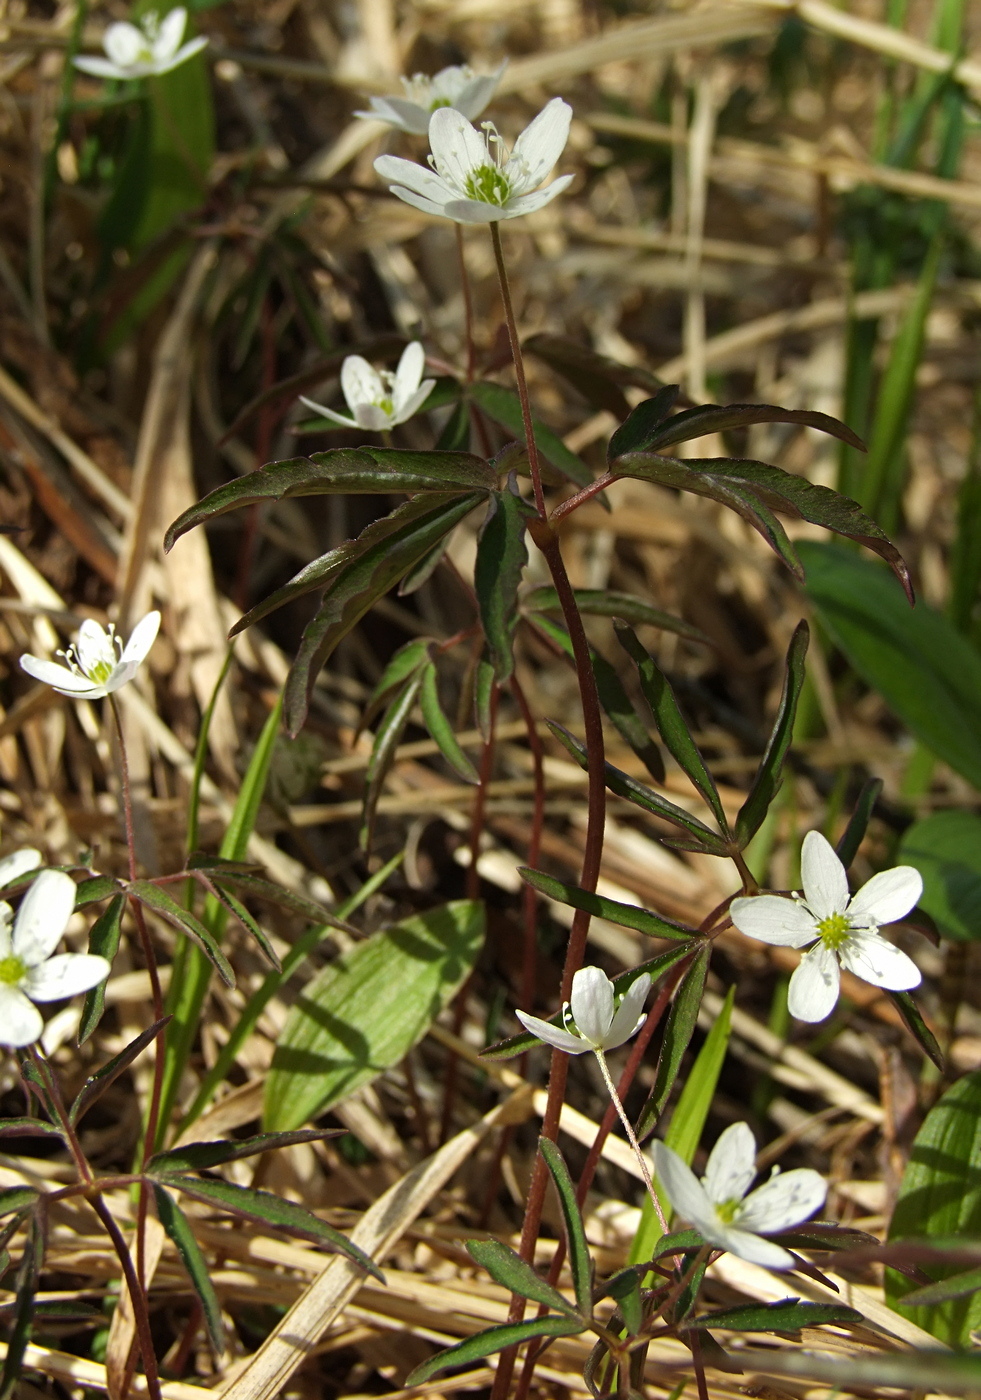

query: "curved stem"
xmin=89 ymin=1191 xmax=162 ymax=1400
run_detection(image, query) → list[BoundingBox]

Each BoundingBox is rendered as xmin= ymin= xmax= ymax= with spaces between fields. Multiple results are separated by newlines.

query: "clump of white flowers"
xmin=74 ymin=8 xmax=207 ymax=81
xmin=654 ymin=1122 xmax=826 ymax=1270
xmin=21 ymin=611 xmax=160 ymax=700
xmin=374 ymin=98 xmax=573 ymax=225
xmin=0 ymin=867 xmax=110 ymax=1048
xmin=357 ymin=62 xmax=506 ymax=136
xmin=300 ymin=342 xmax=435 ymax=433
xmin=730 ymin=830 xmax=922 ymax=1022
xmin=516 ymin=964 xmax=651 ymax=1055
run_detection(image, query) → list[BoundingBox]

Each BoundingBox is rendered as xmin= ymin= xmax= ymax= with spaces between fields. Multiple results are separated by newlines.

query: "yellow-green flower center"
xmin=376 ymin=396 xmax=394 ymax=415
xmin=716 ymin=1198 xmax=739 ymax=1224
xmin=465 ymin=164 xmax=510 ymax=206
xmin=88 ymin=658 xmax=114 ymax=683
xmin=429 ymin=96 xmax=453 ymax=110
xmin=817 ymin=911 xmax=851 ymax=949
xmin=0 ymin=955 xmax=26 ymax=985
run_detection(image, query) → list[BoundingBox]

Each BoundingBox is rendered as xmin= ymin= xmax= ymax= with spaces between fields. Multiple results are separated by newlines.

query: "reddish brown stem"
xmin=90 ymin=1191 xmax=163 ymax=1400
xmin=550 ymin=472 xmax=616 ymax=523
xmin=490 ymin=223 xmax=545 ymax=520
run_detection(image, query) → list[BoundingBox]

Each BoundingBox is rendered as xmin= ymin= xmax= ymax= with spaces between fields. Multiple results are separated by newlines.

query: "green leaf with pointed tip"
xmin=0 ymin=1211 xmax=43 ymax=1400
xmin=548 ymin=722 xmax=728 ymax=855
xmin=399 ymin=536 xmax=450 ymax=595
xmin=70 ymin=1018 xmax=170 ymax=1126
xmin=406 ymin=1314 xmax=585 ymax=1387
xmin=147 ymin=1128 xmax=345 ymax=1176
xmin=523 ymin=586 xmax=710 ymax=645
xmin=605 ymin=1266 xmax=644 ymax=1336
xmin=129 ymin=881 xmax=234 ymax=987
xmin=467 ymin=1239 xmax=580 ymax=1318
xmin=637 ymin=402 xmax=866 ymax=456
xmin=637 ymin=946 xmax=707 ymax=1139
xmin=469 ymin=381 xmax=592 ymax=488
xmin=886 ymin=1069 xmax=981 ymax=1345
xmin=165 ymin=449 xmax=494 ymax=549
xmin=538 ymin=1138 xmax=592 ymax=1317
xmin=228 ymin=545 xmax=356 ymax=639
xmin=363 ymin=638 xmax=431 ymax=724
xmin=361 ymin=672 xmax=426 ymax=851
xmin=163 ymin=1173 xmax=382 ymax=1280
xmin=285 ymin=492 xmax=484 ymax=734
xmin=0 ymin=1119 xmax=63 ymax=1141
xmin=73 ymin=875 xmax=122 ymax=907
xmin=518 ymin=867 xmax=696 ymax=941
xmin=615 ymin=622 xmax=727 ymax=832
xmin=419 ymin=663 xmax=479 ymax=784
xmin=735 ymin=621 xmax=809 ymax=848
xmin=152 ymin=1184 xmax=224 ymax=1353
xmin=888 ymin=991 xmax=944 ymax=1071
xmin=607 ymin=387 xmax=681 ymax=460
xmin=611 ymin=454 xmax=911 ymax=597
xmin=693 ymin=1299 xmax=863 ymax=1332
xmin=903 ymin=1266 xmax=981 ymax=1308
xmin=265 ymin=901 xmax=484 ymax=1130
xmin=208 ymin=873 xmax=348 ymax=931
xmin=524 ymin=333 xmax=664 ymax=418
xmin=207 ymin=883 xmax=279 ymax=970
xmin=475 ymin=487 xmax=535 ymax=683
xmin=834 ymin=778 xmax=883 ymax=869
xmin=78 ymin=893 xmax=125 ymax=1044
xmin=0 ymin=1189 xmax=38 ymax=1221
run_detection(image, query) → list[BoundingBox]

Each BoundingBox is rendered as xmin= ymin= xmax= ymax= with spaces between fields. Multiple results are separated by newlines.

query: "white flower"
xmin=74 ymin=8 xmax=207 ymax=80
xmin=516 ymin=965 xmax=651 ymax=1054
xmin=356 ymin=62 xmax=506 ymax=136
xmin=653 ymin=1122 xmax=826 ymax=1270
xmin=730 ymin=830 xmax=922 ymax=1023
xmin=0 ymin=870 xmax=110 ymax=1049
xmin=0 ymin=850 xmax=42 ymax=890
xmin=300 ymin=342 xmax=435 ymax=432
xmin=21 ymin=611 xmax=160 ymax=700
xmin=373 ymin=97 xmax=573 ymax=225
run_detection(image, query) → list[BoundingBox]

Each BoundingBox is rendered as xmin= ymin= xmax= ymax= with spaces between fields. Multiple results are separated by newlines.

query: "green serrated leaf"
xmin=70 ymin=1018 xmax=170 ymax=1126
xmin=637 ymin=946 xmax=708 ymax=1139
xmin=640 ymin=402 xmax=865 ymax=457
xmin=147 ymin=1128 xmax=345 ymax=1176
xmin=265 ymin=901 xmax=484 ymax=1129
xmin=467 ymin=1239 xmax=580 ymax=1318
xmin=475 ymin=487 xmax=535 ymax=683
xmin=470 ymin=380 xmax=592 ymax=487
xmin=207 ymin=883 xmax=280 ymax=970
xmin=694 ymin=1299 xmax=863 ymax=1331
xmin=151 ymin=1184 xmax=224 ymax=1353
xmin=607 ymin=387 xmax=681 ymax=460
xmin=405 ymin=1313 xmax=585 ymax=1387
xmin=361 ymin=672 xmax=426 ymax=851
xmin=129 ymin=881 xmax=234 ymax=987
xmin=518 ymin=868 xmax=696 ymax=942
xmin=523 ymin=586 xmax=710 ymax=645
xmin=735 ymin=621 xmax=809 ymax=848
xmin=538 ymin=1137 xmax=592 ymax=1317
xmin=419 ymin=663 xmax=479 ymax=784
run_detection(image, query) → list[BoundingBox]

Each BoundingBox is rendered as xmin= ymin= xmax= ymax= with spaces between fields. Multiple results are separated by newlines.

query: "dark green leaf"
xmin=801 ymin=541 xmax=981 ymax=789
xmin=466 ymin=1239 xmax=580 ymax=1318
xmin=209 ymin=873 xmax=349 ymax=931
xmin=637 ymin=402 xmax=865 ymax=456
xmin=548 ymin=722 xmax=729 ymax=855
xmin=539 ymin=1137 xmax=592 ymax=1317
xmin=399 ymin=536 xmax=449 ymax=595
xmin=693 ymin=1299 xmax=863 ymax=1331
xmin=70 ymin=1018 xmax=171 ymax=1126
xmin=152 ymin=1184 xmax=224 ymax=1353
xmin=226 ymin=544 xmax=357 ymax=638
xmin=605 ymin=1266 xmax=644 ymax=1336
xmin=361 ymin=673 xmax=425 ymax=851
xmin=888 ymin=990 xmax=944 ymax=1071
xmin=475 ymin=487 xmax=535 ymax=683
xmin=0 ymin=1119 xmax=63 ymax=1141
xmin=165 ymin=1174 xmax=382 ymax=1279
xmin=16 ymin=1059 xmax=54 ymax=1118
xmin=647 ymin=1229 xmax=705 ymax=1261
xmin=405 ymin=1314 xmax=585 ymax=1387
xmin=834 ymin=778 xmax=883 ymax=869
xmin=899 ymin=811 xmax=981 ymax=944
xmin=0 ymin=1189 xmax=38 ymax=1221
xmin=363 ymin=638 xmax=431 ymax=724
xmin=129 ymin=882 xmax=234 ymax=987
xmin=73 ymin=875 xmax=122 ymax=907
xmin=147 ymin=1128 xmax=345 ymax=1176
xmin=518 ymin=867 xmax=696 ymax=942
xmin=285 ymin=493 xmax=484 ymax=734
xmin=523 ymin=586 xmax=710 ymax=645
xmin=469 ymin=381 xmax=592 ymax=488
xmin=207 ymin=883 xmax=280 ymax=970
xmin=165 ymin=449 xmax=494 ymax=549
xmin=615 ymin=623 xmax=727 ymax=830
xmin=419 ymin=663 xmax=478 ymax=784
xmin=607 ymin=387 xmax=680 ymax=460
xmin=185 ymin=853 xmax=261 ymax=876
xmin=0 ymin=1211 xmax=43 ymax=1400
xmin=636 ymin=947 xmax=708 ymax=1139
xmin=735 ymin=621 xmax=809 ymax=847
xmin=775 ymin=1223 xmax=881 ymax=1252
xmin=903 ymin=1266 xmax=981 ymax=1307
xmin=435 ymin=400 xmax=471 ymax=452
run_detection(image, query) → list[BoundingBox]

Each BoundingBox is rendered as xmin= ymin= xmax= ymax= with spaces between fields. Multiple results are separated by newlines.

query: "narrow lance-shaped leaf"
xmin=607 ymin=386 xmax=681 ymax=460
xmin=467 ymin=1239 xmax=581 ymax=1319
xmin=469 ymin=380 xmax=592 ymax=488
xmin=405 ymin=1314 xmax=585 ymax=1388
xmin=361 ymin=637 xmax=431 ymax=732
xmin=419 ymin=663 xmax=478 ymax=784
xmin=0 ymin=1119 xmax=64 ymax=1141
xmin=903 ymin=1266 xmax=981 ymax=1308
xmin=475 ymin=485 xmax=536 ymax=683
xmin=615 ymin=622 xmax=727 ymax=831
xmin=361 ymin=672 xmax=426 ymax=851
xmin=162 ymin=1173 xmax=383 ymax=1280
xmin=73 ymin=874 xmax=123 ymax=907
xmin=77 ymin=893 xmax=125 ymax=1044
xmin=518 ymin=867 xmax=697 ymax=942
xmin=474 ymin=654 xmax=496 ymax=742
xmin=634 ymin=401 xmax=866 ymax=457
xmin=0 ymin=1210 xmax=43 ymax=1400
xmin=692 ymin=1299 xmax=863 ymax=1332
xmin=206 ymin=882 xmax=280 ymax=970
xmin=213 ymin=872 xmax=353 ymax=932
xmin=523 ymin=585 xmax=710 ymax=645
xmin=889 ymin=990 xmax=944 ymax=1072
xmin=147 ymin=1127 xmax=345 ymax=1175
xmin=637 ymin=946 xmax=707 ymax=1139
xmin=604 ymin=1267 xmax=644 ymax=1336
xmin=285 ymin=492 xmax=484 ymax=735
xmin=835 ymin=778 xmax=883 ymax=869
xmin=735 ymin=621 xmax=809 ymax=848
xmin=539 ymin=1137 xmax=592 ymax=1317
xmin=152 ymin=1184 xmax=225 ymax=1353
xmin=70 ymin=1017 xmax=171 ymax=1126
xmin=399 ymin=535 xmax=449 ymax=595
xmin=129 ymin=881 xmax=234 ymax=987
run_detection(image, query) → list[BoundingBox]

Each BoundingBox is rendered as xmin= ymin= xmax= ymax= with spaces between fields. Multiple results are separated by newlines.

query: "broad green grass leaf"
xmin=131 ymin=55 xmax=213 ymax=250
xmin=800 ymin=541 xmax=981 ymax=790
xmin=518 ymin=868 xmax=696 ymax=942
xmin=899 ymin=811 xmax=981 ymax=942
xmin=467 ymin=1239 xmax=580 ymax=1318
xmin=637 ymin=947 xmax=707 ymax=1138
xmin=152 ymin=1184 xmax=224 ymax=1352
xmin=470 ymin=381 xmax=591 ymax=487
xmin=475 ymin=488 xmax=535 ymax=683
xmin=735 ymin=621 xmax=809 ymax=847
xmin=406 ymin=1314 xmax=585 ymax=1386
xmin=420 ymin=664 xmax=478 ymax=783
xmin=886 ymin=1069 xmax=981 ymax=1344
xmin=78 ymin=893 xmax=125 ymax=1043
xmin=693 ymin=1299 xmax=863 ymax=1331
xmin=539 ymin=1137 xmax=592 ymax=1316
xmin=523 ymin=585 xmax=710 ymax=645
xmin=71 ymin=1018 xmax=170 ymax=1126
xmin=264 ymin=901 xmax=484 ymax=1129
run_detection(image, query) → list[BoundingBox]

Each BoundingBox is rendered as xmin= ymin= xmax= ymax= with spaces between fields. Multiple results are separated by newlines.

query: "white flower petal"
xmin=19 ymin=655 xmax=101 ymax=695
xmin=703 ymin=1122 xmax=757 ymax=1207
xmin=341 ymin=356 xmax=385 ymax=415
xmin=0 ymin=850 xmax=42 ymax=889
xmin=298 ymin=396 xmax=359 ymax=430
xmin=373 ymin=155 xmax=453 ymax=205
xmin=74 ymin=619 xmax=115 ymax=677
xmin=0 ymin=913 xmax=13 ymax=960
xmin=428 ymin=107 xmax=491 ymax=193
xmin=74 ymin=55 xmax=134 ymax=77
xmin=393 ymin=341 xmax=425 ymax=410
xmin=12 ymin=869 xmax=76 ymax=967
xmin=604 ymin=973 xmax=651 ymax=1050
xmin=154 ymin=7 xmax=187 ymax=60
xmin=839 ymin=930 xmax=921 ymax=991
xmin=391 ymin=380 xmax=435 ymax=427
xmin=800 ymin=830 xmax=849 ymax=921
xmin=104 ymin=661 xmax=141 ymax=695
xmin=719 ymin=1226 xmax=796 ymax=1270
xmin=729 ymin=894 xmax=817 ymax=948
xmin=119 ymin=610 xmax=160 ymax=668
xmin=155 ymin=35 xmax=208 ymax=73
xmin=383 ymin=185 xmax=452 ymax=220
xmin=25 ymin=953 xmax=110 ymax=1002
xmin=787 ymin=942 xmax=840 ymax=1022
xmin=0 ymin=986 xmax=43 ymax=1048
xmin=569 ymin=966 xmax=613 ymax=1046
xmin=353 ymin=402 xmax=396 ymax=431
xmin=440 ymin=198 xmax=507 ymax=224
xmin=103 ymin=21 xmax=146 ymax=67
xmin=736 ymin=1167 xmax=827 ymax=1233
xmin=499 ymin=177 xmax=574 ymax=218
xmin=361 ymin=97 xmax=429 ymax=134
xmin=847 ymin=865 xmax=923 ymax=926
xmin=653 ymin=1142 xmax=721 ymax=1240
xmin=455 ymin=64 xmax=506 ymax=120
xmin=515 ymin=1009 xmax=587 ymax=1055
xmin=507 ymin=97 xmax=572 ymax=192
